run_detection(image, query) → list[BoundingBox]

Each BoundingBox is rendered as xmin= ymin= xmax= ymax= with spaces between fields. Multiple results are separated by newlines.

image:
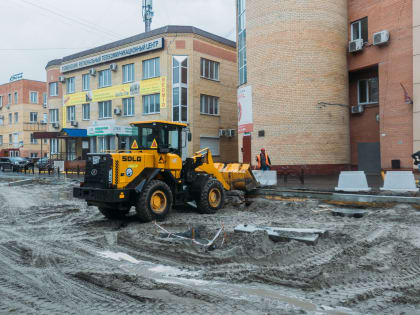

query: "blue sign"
xmin=9 ymin=73 xmax=23 ymax=82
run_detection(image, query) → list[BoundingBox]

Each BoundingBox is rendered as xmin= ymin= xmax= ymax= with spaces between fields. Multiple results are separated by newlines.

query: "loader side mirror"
xmin=188 ymin=132 xmax=192 ymax=142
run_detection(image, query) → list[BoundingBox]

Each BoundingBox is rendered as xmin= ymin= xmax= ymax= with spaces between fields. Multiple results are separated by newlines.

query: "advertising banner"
xmin=87 ymin=125 xmax=138 ymax=137
xmin=238 ymin=86 xmax=253 ymax=133
xmin=64 ymin=82 xmax=140 ymax=106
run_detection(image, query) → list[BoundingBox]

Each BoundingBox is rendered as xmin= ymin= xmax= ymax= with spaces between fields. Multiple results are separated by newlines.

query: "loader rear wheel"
xmin=196 ymin=178 xmax=225 ymax=214
xmin=98 ymin=206 xmax=130 ymax=219
xmin=136 ymin=180 xmax=173 ymax=222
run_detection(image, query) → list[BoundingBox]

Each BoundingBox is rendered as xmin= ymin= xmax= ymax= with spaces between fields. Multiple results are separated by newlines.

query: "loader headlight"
xmin=108 ymin=169 xmax=113 ymax=184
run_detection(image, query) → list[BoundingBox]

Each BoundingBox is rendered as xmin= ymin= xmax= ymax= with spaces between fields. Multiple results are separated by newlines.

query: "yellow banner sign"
xmin=63 ymin=77 xmax=167 ymax=108
xmin=64 ymin=82 xmax=140 ymax=106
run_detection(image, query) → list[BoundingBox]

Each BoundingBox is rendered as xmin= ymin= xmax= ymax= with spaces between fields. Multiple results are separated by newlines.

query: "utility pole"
xmin=142 ymin=0 xmax=154 ymax=32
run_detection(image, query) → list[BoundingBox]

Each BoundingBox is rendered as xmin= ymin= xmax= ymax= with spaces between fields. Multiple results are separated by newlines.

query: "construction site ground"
xmin=1 ymin=174 xmax=420 ymax=314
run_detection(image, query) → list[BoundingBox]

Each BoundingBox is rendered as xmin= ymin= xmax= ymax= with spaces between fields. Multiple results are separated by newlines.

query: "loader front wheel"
xmin=136 ymin=180 xmax=173 ymax=222
xmin=98 ymin=206 xmax=130 ymax=219
xmin=196 ymin=178 xmax=225 ymax=214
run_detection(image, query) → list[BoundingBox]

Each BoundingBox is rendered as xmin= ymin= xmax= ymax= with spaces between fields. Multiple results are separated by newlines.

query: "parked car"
xmin=0 ymin=157 xmax=28 ymax=171
xmin=35 ymin=157 xmax=53 ymax=170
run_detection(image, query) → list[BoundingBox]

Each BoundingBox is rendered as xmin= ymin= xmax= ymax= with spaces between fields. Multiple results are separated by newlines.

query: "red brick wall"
xmin=193 ymin=40 xmax=236 ymax=62
xmin=348 ymin=0 xmax=413 ymax=168
xmin=349 ymin=67 xmax=380 ymax=165
xmin=0 ymin=80 xmax=46 ymax=105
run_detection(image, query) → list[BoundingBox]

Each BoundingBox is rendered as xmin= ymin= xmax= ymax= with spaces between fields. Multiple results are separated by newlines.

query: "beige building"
xmin=0 ymin=79 xmax=49 ymax=158
xmin=46 ymin=25 xmax=238 ymax=162
xmin=236 ymin=0 xmax=350 ymax=174
xmin=414 ymin=0 xmax=420 ymax=153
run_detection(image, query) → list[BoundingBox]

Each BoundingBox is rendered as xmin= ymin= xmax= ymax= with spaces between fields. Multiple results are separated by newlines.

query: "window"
xmin=82 ymin=74 xmax=90 ymax=91
xmin=143 ymin=94 xmax=160 ymax=115
xmin=30 ymin=133 xmax=38 ymax=144
xmin=0 ymin=96 xmax=2 ymax=107
xmin=30 ymin=112 xmax=38 ymax=123
xmin=172 ymin=56 xmax=188 ymax=122
xmin=14 ymin=112 xmax=18 ymax=124
xmin=98 ymin=101 xmax=112 ymax=119
xmin=8 ymin=93 xmax=11 ymax=105
xmin=98 ymin=136 xmax=115 ymax=153
xmin=0 ymin=115 xmax=3 ymax=125
xmin=200 ymin=137 xmax=220 ymax=156
xmin=43 ymin=93 xmax=47 ymax=106
xmin=0 ymin=135 xmax=3 ymax=145
xmin=30 ymin=91 xmax=38 ymax=104
xmin=8 ymin=134 xmax=12 ymax=145
xmin=123 ymin=97 xmax=135 ymax=116
xmin=358 ymin=78 xmax=379 ymax=105
xmin=49 ymin=109 xmax=59 ymax=123
xmin=50 ymin=138 xmax=59 ymax=154
xmin=98 ymin=69 xmax=112 ymax=88
xmin=49 ymin=82 xmax=58 ymax=96
xmin=238 ymin=0 xmax=247 ymax=85
xmin=351 ymin=17 xmax=368 ymax=42
xmin=143 ymin=57 xmax=160 ymax=79
xmin=66 ymin=77 xmax=75 ymax=94
xmin=30 ymin=153 xmax=38 ymax=158
xmin=14 ymin=92 xmax=18 ymax=104
xmin=201 ymin=58 xmax=220 ymax=81
xmin=66 ymin=106 xmax=76 ymax=122
xmin=82 ymin=103 xmax=90 ymax=120
xmin=123 ymin=64 xmax=135 ymax=83
xmin=43 ymin=113 xmax=48 ymax=123
xmin=8 ymin=113 xmax=12 ymax=124
xmin=200 ymin=95 xmax=219 ymax=115
xmin=43 ymin=138 xmax=48 ymax=144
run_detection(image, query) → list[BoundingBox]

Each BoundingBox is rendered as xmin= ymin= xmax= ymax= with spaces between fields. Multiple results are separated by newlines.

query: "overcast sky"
xmin=0 ymin=0 xmax=236 ymax=84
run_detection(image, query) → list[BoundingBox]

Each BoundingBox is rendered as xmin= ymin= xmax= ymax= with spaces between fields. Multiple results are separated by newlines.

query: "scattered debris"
xmin=154 ymin=222 xmax=226 ymax=250
xmin=331 ymin=208 xmax=368 ymax=218
xmin=234 ymin=224 xmax=328 ymax=245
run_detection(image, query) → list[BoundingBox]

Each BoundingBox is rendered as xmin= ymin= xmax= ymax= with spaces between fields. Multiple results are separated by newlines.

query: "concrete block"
xmin=252 ymin=170 xmax=277 ymax=186
xmin=381 ymin=171 xmax=419 ymax=192
xmin=335 ymin=171 xmax=371 ymax=192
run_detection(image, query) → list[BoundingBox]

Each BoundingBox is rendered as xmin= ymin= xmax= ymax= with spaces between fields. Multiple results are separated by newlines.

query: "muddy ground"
xmin=0 ymin=177 xmax=420 ymax=314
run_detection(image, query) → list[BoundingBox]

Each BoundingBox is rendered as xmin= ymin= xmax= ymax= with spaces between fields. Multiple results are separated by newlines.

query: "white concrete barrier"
xmin=335 ymin=171 xmax=371 ymax=192
xmin=252 ymin=170 xmax=277 ymax=186
xmin=381 ymin=171 xmax=419 ymax=192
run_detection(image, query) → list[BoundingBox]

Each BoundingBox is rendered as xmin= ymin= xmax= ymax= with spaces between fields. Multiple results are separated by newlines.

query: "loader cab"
xmin=131 ymin=120 xmax=188 ymax=157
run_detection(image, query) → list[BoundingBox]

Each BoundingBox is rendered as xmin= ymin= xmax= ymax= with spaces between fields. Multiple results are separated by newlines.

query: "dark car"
xmin=35 ymin=157 xmax=53 ymax=170
xmin=0 ymin=157 xmax=28 ymax=171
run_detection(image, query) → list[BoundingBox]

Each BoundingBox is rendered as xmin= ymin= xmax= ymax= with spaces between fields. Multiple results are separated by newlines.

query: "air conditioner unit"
xmin=6 ymin=104 xmax=10 ymax=110
xmin=227 ymin=129 xmax=236 ymax=137
xmin=218 ymin=129 xmax=226 ymax=137
xmin=373 ymin=30 xmax=390 ymax=46
xmin=89 ymin=68 xmax=97 ymax=76
xmin=0 ymin=105 xmax=2 ymax=110
xmin=40 ymin=120 xmax=47 ymax=125
xmin=113 ymin=107 xmax=122 ymax=115
xmin=351 ymin=105 xmax=364 ymax=114
xmin=349 ymin=38 xmax=364 ymax=53
xmin=59 ymin=76 xmax=66 ymax=83
xmin=42 ymin=103 xmax=47 ymax=108
xmin=71 ymin=121 xmax=78 ymax=127
xmin=52 ymin=122 xmax=60 ymax=129
xmin=110 ymin=63 xmax=118 ymax=71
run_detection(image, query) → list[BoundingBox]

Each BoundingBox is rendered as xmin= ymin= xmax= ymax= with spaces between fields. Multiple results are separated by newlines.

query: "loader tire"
xmin=136 ymin=180 xmax=173 ymax=223
xmin=196 ymin=178 xmax=225 ymax=214
xmin=98 ymin=206 xmax=129 ymax=219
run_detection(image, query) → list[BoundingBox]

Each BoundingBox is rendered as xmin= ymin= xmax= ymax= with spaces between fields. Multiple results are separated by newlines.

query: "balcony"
xmin=23 ymin=122 xmax=48 ymax=131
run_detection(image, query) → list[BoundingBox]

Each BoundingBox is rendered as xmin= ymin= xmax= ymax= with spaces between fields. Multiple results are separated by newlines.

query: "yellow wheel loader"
xmin=73 ymin=120 xmax=256 ymax=222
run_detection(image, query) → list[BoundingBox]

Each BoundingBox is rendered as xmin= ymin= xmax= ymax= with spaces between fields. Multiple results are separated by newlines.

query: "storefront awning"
xmin=61 ymin=128 xmax=88 ymax=138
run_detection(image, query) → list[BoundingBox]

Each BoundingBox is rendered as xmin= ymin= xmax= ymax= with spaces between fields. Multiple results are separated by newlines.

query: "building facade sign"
xmin=140 ymin=77 xmax=167 ymax=108
xmin=64 ymin=82 xmax=140 ymax=106
xmin=87 ymin=125 xmax=138 ymax=137
xmin=60 ymin=38 xmax=164 ymax=73
xmin=238 ymin=85 xmax=253 ymax=133
xmin=9 ymin=73 xmax=23 ymax=82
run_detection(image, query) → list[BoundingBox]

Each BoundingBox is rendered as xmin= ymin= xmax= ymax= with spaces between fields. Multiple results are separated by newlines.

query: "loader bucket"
xmin=214 ymin=163 xmax=257 ymax=191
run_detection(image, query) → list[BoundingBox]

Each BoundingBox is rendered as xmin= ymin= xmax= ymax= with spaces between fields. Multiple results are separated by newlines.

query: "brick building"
xmin=0 ymin=78 xmax=49 ymax=158
xmin=414 ymin=1 xmax=420 ymax=155
xmin=45 ymin=26 xmax=238 ymax=162
xmin=236 ymin=0 xmax=416 ymax=174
